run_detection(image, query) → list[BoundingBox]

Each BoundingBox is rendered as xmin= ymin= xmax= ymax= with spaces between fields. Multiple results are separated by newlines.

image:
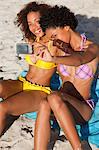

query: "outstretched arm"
xmin=32 ymin=40 xmax=98 ymax=66
xmin=52 ymin=43 xmax=99 ymax=66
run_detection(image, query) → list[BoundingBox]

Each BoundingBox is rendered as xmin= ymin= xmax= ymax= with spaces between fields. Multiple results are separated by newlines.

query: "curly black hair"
xmin=40 ymin=5 xmax=78 ymax=32
xmin=15 ymin=2 xmax=51 ymax=42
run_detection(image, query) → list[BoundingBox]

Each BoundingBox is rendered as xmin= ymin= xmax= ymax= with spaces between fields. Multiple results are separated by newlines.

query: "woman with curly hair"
xmin=34 ymin=5 xmax=99 ymax=150
xmin=0 ymin=2 xmax=58 ymax=149
xmin=16 ymin=1 xmax=51 ymax=43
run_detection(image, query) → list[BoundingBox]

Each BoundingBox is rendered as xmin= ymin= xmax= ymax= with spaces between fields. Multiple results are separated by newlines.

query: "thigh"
xmin=2 ymin=90 xmax=47 ymax=116
xmin=59 ymin=82 xmax=92 ymax=122
xmin=65 ymin=101 xmax=87 ymax=125
xmin=60 ymin=81 xmax=84 ymax=101
xmin=0 ymin=80 xmax=23 ymax=99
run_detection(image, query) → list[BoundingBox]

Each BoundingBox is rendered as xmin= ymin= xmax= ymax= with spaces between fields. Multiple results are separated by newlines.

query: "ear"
xmin=64 ymin=26 xmax=70 ymax=31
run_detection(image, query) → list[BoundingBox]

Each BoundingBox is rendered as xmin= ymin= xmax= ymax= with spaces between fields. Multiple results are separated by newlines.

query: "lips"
xmin=35 ymin=28 xmax=42 ymax=34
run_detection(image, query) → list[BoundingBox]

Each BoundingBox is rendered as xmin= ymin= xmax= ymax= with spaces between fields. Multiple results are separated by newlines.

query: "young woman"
xmin=34 ymin=5 xmax=99 ymax=150
xmin=0 ymin=1 xmax=57 ymax=144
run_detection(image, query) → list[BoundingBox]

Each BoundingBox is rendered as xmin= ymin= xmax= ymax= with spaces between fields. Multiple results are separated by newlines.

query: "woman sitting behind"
xmin=34 ymin=5 xmax=99 ymax=150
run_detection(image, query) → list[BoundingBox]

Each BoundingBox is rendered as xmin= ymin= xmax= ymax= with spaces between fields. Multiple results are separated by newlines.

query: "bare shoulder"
xmin=75 ymin=40 xmax=99 ymax=65
xmin=85 ymin=40 xmax=99 ymax=56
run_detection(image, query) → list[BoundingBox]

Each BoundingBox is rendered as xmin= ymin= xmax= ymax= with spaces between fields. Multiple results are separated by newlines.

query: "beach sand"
xmin=0 ymin=0 xmax=99 ymax=149
xmin=0 ymin=115 xmax=98 ymax=150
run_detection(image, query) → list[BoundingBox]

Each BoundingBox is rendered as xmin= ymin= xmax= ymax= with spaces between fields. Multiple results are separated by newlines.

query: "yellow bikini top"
xmin=25 ymin=55 xmax=56 ymax=69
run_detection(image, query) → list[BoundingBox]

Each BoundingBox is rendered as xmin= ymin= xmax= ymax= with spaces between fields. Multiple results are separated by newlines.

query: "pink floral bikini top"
xmin=58 ymin=33 xmax=95 ymax=80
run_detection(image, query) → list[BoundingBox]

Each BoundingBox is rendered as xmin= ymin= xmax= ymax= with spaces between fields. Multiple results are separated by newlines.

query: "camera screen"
xmin=16 ymin=43 xmax=32 ymax=55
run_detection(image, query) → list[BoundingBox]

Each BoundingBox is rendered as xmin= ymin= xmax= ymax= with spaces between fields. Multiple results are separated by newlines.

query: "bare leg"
xmin=0 ymin=104 xmax=7 ymax=135
xmin=34 ymin=100 xmax=51 ymax=150
xmin=60 ymin=81 xmax=92 ymax=121
xmin=0 ymin=80 xmax=23 ymax=99
xmin=43 ymin=81 xmax=92 ymax=150
xmin=48 ymin=93 xmax=81 ymax=150
xmin=0 ymin=80 xmax=23 ymax=135
xmin=0 ymin=90 xmax=47 ymax=136
xmin=1 ymin=115 xmax=19 ymax=136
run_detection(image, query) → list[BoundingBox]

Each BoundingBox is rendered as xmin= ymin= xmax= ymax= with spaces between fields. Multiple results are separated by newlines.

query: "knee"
xmin=62 ymin=81 xmax=73 ymax=93
xmin=0 ymin=81 xmax=7 ymax=99
xmin=0 ymin=82 xmax=3 ymax=97
xmin=39 ymin=100 xmax=51 ymax=116
xmin=48 ymin=92 xmax=61 ymax=104
xmin=47 ymin=92 xmax=63 ymax=110
xmin=0 ymin=102 xmax=8 ymax=116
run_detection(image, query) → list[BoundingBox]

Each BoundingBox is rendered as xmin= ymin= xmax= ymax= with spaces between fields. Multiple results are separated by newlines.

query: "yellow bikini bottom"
xmin=18 ymin=76 xmax=52 ymax=94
